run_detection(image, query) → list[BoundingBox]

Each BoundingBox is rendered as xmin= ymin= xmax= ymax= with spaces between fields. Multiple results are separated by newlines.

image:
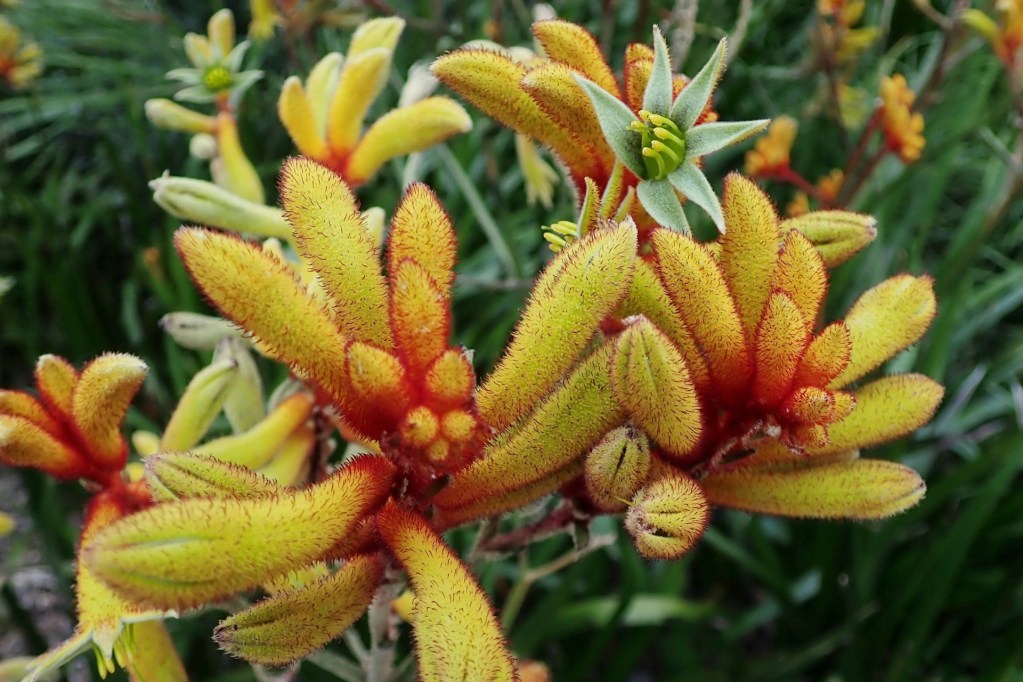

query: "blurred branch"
xmin=668 ymin=0 xmax=699 ymax=67
xmin=499 ymin=533 xmax=616 ymax=631
xmin=726 ymin=0 xmax=753 ymax=65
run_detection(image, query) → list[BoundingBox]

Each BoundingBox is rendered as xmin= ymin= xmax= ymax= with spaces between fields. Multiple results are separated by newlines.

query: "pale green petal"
xmin=642 ymin=26 xmax=674 ymax=115
xmin=685 ymin=119 xmax=770 ymax=159
xmin=573 ymin=74 xmax=646 ymax=177
xmin=668 ymin=162 xmax=724 ymax=232
xmin=637 ymin=179 xmax=690 ymax=234
xmin=670 ymin=38 xmax=727 ymax=131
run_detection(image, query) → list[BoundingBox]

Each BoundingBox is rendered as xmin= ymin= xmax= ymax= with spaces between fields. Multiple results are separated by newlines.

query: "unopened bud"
xmin=584 ymin=425 xmax=651 ymax=512
xmin=160 ymin=311 xmax=241 ymax=350
xmin=160 ymin=357 xmax=239 ymax=451
xmin=151 ymin=174 xmax=290 ymax=239
xmin=399 ymin=61 xmax=439 ymax=107
xmin=780 ymin=211 xmax=877 ymax=268
xmin=625 ymin=471 xmax=709 ymax=560
xmin=214 ymin=337 xmax=265 ymax=433
xmin=189 ymin=133 xmax=218 ymax=159
xmin=145 ymin=98 xmax=216 ymax=134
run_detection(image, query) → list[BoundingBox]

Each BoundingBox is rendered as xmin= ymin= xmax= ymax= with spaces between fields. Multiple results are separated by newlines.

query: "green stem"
xmin=436 ymin=145 xmax=519 ymax=278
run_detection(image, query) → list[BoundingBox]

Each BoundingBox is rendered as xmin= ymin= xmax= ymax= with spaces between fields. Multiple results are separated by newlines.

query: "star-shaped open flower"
xmin=434 ymin=21 xmax=767 ymax=234
xmin=166 ymin=9 xmax=262 ymax=107
xmin=574 ymin=29 xmax=768 ymax=233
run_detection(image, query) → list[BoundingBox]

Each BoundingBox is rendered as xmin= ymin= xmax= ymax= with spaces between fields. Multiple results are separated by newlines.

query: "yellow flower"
xmin=0 ymin=17 xmax=42 ymax=89
xmin=278 ymin=18 xmax=471 ymax=187
xmin=745 ymin=115 xmax=798 ymax=178
xmin=248 ymin=0 xmax=281 ymax=41
xmin=963 ymin=1 xmax=1023 ymax=73
xmin=878 ymin=74 xmax=926 ymax=163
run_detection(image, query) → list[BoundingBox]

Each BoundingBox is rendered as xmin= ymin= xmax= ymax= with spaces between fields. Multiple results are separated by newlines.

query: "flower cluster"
xmin=0 ymin=354 xmax=186 ymax=680
xmin=1 ymin=13 xmax=947 ymax=681
xmin=51 ymin=155 xmax=940 ymax=680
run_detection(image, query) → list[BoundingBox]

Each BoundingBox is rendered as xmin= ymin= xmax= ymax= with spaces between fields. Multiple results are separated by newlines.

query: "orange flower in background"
xmin=878 ymin=74 xmax=926 ymax=163
xmin=745 ymin=116 xmax=798 ymax=178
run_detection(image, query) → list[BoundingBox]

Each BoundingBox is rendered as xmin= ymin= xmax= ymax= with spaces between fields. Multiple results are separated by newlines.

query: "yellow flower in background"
xmin=963 ymin=0 xmax=1023 ymax=73
xmin=278 ymin=18 xmax=472 ymax=187
xmin=248 ymin=0 xmax=281 ymax=41
xmin=146 ymin=10 xmax=265 ymax=203
xmin=0 ymin=16 xmax=42 ymax=89
xmin=816 ymin=0 xmax=879 ymax=65
xmin=745 ymin=116 xmax=798 ymax=178
xmin=878 ymin=74 xmax=926 ymax=163
xmin=0 ymin=510 xmax=13 ymax=536
xmin=167 ymin=9 xmax=262 ymax=105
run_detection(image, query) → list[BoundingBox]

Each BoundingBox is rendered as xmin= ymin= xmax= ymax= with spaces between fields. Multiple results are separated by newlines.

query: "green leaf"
xmin=642 ymin=26 xmax=674 ymax=115
xmin=573 ymin=74 xmax=646 ymax=178
xmin=670 ymin=38 xmax=728 ymax=131
xmin=684 ymin=119 xmax=770 ymax=159
xmin=637 ymin=179 xmax=690 ymax=233
xmin=668 ymin=162 xmax=724 ymax=232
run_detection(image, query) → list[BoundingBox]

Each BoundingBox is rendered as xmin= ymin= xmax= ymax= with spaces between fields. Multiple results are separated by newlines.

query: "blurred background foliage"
xmin=1 ymin=0 xmax=1022 ymax=680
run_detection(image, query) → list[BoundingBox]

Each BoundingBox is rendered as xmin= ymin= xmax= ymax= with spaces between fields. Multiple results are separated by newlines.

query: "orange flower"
xmin=0 ymin=355 xmax=186 ymax=681
xmin=878 ymin=74 xmax=926 ymax=163
xmin=745 ymin=116 xmax=798 ymax=178
xmin=963 ymin=1 xmax=1023 ymax=73
xmin=816 ymin=168 xmax=844 ymax=202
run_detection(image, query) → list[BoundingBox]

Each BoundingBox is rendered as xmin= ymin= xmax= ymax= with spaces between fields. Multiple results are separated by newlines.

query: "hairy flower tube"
xmin=434 ymin=20 xmax=767 ymax=233
xmin=0 ymin=339 xmax=323 ymax=679
xmin=277 ymin=18 xmax=472 ymax=187
xmin=431 ymin=174 xmax=940 ymax=560
xmin=79 ymin=158 xmax=640 ymax=678
xmin=0 ymin=354 xmax=186 ymax=681
xmin=877 ymin=74 xmax=926 ymax=163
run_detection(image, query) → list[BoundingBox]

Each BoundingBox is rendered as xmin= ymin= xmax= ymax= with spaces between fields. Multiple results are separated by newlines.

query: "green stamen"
xmin=202 ymin=65 xmax=234 ymax=92
xmin=630 ymin=109 xmax=687 ymax=180
xmin=541 ymin=220 xmax=580 ymax=253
